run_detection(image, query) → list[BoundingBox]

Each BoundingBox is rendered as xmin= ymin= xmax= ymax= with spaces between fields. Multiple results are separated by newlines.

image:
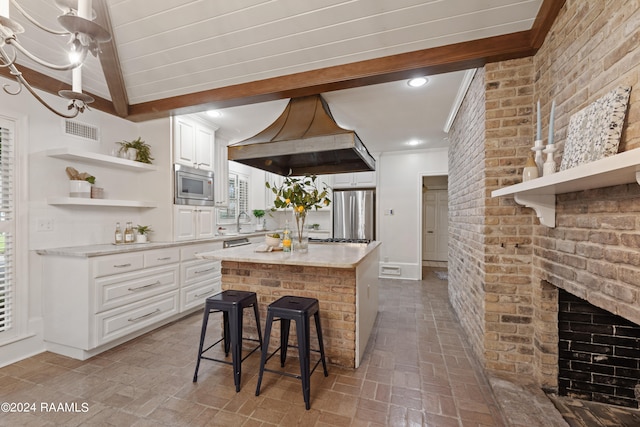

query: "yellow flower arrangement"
xmin=266 ymin=174 xmax=331 ymax=245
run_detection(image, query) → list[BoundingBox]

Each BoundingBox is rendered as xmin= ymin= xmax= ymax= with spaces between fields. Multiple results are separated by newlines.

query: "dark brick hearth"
xmin=558 ymin=289 xmax=640 ymax=408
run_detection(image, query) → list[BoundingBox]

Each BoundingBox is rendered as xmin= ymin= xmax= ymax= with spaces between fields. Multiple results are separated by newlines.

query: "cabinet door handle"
xmin=128 ymin=280 xmax=161 ymax=291
xmin=156 ymin=257 xmax=172 ymax=261
xmin=195 ymin=267 xmax=217 ymax=274
xmin=194 ymin=289 xmax=214 ymax=298
xmin=128 ymin=308 xmax=161 ymax=322
xmin=114 ymin=263 xmax=132 ymax=268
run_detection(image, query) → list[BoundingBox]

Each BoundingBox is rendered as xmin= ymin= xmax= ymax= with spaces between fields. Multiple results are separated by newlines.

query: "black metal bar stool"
xmin=193 ymin=290 xmax=263 ymax=392
xmin=255 ymin=296 xmax=328 ymax=410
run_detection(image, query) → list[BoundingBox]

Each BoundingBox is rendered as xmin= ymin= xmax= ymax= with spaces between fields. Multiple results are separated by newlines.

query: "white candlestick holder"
xmin=532 ymin=140 xmax=544 ymax=177
xmin=543 ymin=144 xmax=557 ymax=176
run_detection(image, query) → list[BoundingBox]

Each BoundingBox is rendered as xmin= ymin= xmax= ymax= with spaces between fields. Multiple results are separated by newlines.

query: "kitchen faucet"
xmin=237 ymin=210 xmax=250 ymax=233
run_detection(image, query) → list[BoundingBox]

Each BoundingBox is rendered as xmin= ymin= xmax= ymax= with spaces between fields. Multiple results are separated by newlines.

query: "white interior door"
xmin=423 ymin=189 xmax=448 ymax=261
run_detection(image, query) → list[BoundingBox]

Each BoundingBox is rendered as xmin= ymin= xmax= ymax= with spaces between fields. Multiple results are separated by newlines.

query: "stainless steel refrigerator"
xmin=333 ymin=189 xmax=375 ymax=240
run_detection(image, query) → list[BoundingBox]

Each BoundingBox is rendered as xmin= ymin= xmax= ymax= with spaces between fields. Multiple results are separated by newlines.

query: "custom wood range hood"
xmin=227 ymin=95 xmax=375 ymax=176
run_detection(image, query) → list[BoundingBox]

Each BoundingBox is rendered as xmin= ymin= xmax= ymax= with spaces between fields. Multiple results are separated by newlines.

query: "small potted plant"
xmin=65 ymin=166 xmax=95 ymax=198
xmin=252 ymin=209 xmax=266 ymax=231
xmin=134 ymin=225 xmax=152 ymax=243
xmin=118 ymin=137 xmax=154 ymax=164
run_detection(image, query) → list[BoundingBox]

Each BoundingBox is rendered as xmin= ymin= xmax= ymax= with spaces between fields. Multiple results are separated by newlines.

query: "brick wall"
xmin=221 ymin=261 xmax=357 ymax=368
xmin=448 ymin=68 xmax=487 ymax=359
xmin=448 ymin=0 xmax=640 ymax=390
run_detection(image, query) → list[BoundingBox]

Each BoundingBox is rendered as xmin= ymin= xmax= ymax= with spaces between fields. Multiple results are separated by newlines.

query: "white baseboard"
xmin=0 ymin=318 xmax=45 ymax=368
xmin=378 ymin=262 xmax=420 ymax=280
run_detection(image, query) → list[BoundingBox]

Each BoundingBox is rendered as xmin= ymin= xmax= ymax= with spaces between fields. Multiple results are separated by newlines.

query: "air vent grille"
xmin=64 ymin=119 xmax=99 ymax=142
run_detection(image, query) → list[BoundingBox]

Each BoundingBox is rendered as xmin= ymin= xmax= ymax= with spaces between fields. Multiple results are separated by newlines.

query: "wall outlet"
xmin=36 ymin=218 xmax=54 ymax=232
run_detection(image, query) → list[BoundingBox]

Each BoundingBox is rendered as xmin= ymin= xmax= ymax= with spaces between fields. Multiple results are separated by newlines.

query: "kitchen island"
xmin=198 ymin=241 xmax=381 ymax=368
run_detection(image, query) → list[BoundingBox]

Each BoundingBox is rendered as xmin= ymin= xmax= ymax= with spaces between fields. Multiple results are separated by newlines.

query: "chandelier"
xmin=0 ymin=0 xmax=111 ymax=118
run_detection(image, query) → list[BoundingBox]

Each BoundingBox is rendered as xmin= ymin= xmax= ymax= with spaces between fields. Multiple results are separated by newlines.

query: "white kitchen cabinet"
xmin=42 ymin=248 xmax=182 ymax=359
xmin=180 ymin=242 xmax=222 ymax=311
xmin=40 ymin=242 xmax=224 ymax=360
xmin=174 ymin=205 xmax=216 ymax=241
xmin=308 ymin=230 xmax=331 ymax=239
xmin=173 ymin=116 xmax=216 ymax=171
xmin=264 ymin=171 xmax=283 ymax=209
xmin=214 ymin=137 xmax=229 ymax=207
xmin=332 ymin=171 xmax=376 ymax=188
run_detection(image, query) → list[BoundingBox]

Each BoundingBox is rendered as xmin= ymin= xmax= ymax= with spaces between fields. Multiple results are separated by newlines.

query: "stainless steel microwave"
xmin=174 ymin=164 xmax=214 ymax=206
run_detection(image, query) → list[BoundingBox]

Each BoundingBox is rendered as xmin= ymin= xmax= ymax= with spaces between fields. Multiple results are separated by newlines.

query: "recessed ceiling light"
xmin=407 ymin=139 xmax=422 ymax=146
xmin=206 ymin=110 xmax=222 ymax=118
xmin=407 ymin=77 xmax=428 ymax=88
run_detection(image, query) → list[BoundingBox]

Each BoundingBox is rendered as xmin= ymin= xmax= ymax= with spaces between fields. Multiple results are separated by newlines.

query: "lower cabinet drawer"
xmin=95 ymin=292 xmax=179 ymax=346
xmin=94 ymin=253 xmax=144 ymax=278
xmin=181 ymin=278 xmax=221 ymax=312
xmin=95 ymin=265 xmax=179 ymax=313
xmin=182 ymin=260 xmax=221 ymax=284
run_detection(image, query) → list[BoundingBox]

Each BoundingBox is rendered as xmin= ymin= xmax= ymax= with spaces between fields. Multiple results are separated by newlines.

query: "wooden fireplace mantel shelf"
xmin=491 ymin=149 xmax=640 ymax=227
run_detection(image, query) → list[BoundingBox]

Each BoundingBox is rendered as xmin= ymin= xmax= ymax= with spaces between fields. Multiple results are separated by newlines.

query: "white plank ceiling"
xmin=7 ymin=0 xmax=543 ymax=152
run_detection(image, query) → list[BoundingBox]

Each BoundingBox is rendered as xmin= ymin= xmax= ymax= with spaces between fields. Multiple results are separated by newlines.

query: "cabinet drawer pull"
xmin=195 ymin=267 xmax=217 ymax=274
xmin=127 ymin=280 xmax=161 ymax=292
xmin=194 ymin=289 xmax=214 ymax=298
xmin=156 ymin=257 xmax=172 ymax=261
xmin=128 ymin=308 xmax=161 ymax=322
xmin=114 ymin=263 xmax=132 ymax=268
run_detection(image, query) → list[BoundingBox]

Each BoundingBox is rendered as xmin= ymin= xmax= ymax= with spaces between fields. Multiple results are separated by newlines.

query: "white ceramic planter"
xmin=69 ymin=180 xmax=91 ymax=198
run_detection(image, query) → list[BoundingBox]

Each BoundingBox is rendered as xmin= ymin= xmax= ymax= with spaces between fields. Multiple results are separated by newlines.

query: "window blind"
xmin=238 ymin=176 xmax=248 ymax=215
xmin=0 ymin=123 xmax=15 ymax=334
xmin=217 ymin=172 xmax=249 ymax=224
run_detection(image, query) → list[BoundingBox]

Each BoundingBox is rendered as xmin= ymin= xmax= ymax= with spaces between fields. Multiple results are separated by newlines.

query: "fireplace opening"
xmin=558 ymin=289 xmax=640 ymax=409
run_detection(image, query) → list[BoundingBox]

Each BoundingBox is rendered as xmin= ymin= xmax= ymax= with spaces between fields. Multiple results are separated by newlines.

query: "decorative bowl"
xmin=265 ymin=234 xmax=281 ymax=247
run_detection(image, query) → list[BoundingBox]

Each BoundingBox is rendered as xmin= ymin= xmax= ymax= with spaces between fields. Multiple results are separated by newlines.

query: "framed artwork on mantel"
xmin=560 ymin=85 xmax=631 ymax=171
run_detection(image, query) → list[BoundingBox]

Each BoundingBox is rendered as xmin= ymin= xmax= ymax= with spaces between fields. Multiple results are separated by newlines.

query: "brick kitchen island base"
xmin=199 ymin=242 xmax=381 ymax=368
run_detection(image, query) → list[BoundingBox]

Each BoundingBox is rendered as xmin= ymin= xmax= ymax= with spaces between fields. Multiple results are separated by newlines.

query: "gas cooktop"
xmin=308 ymin=238 xmax=371 ymax=244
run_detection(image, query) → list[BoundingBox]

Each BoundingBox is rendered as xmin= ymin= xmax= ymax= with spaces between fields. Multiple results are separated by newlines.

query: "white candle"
xmin=536 ymin=99 xmax=541 ymax=141
xmin=548 ymin=99 xmax=556 ymax=146
xmin=78 ymin=0 xmax=91 ymax=19
xmin=72 ymin=67 xmax=82 ymax=93
xmin=0 ymin=0 xmax=9 ymax=18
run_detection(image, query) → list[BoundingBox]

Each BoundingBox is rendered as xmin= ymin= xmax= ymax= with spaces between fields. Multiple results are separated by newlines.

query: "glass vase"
xmin=293 ymin=210 xmax=309 ymax=253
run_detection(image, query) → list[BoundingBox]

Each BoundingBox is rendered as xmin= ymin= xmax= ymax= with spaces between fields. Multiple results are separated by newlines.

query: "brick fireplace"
xmin=558 ymin=289 xmax=640 ymax=408
xmin=448 ymin=0 xmax=640 ymax=403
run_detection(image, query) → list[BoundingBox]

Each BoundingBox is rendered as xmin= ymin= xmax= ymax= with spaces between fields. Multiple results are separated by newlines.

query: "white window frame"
xmin=217 ymin=171 xmax=250 ymax=225
xmin=0 ymin=114 xmax=28 ymax=345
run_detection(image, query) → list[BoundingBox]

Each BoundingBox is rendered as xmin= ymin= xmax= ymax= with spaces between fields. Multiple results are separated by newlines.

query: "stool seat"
xmin=255 ymin=295 xmax=328 ymax=410
xmin=193 ymin=290 xmax=262 ymax=392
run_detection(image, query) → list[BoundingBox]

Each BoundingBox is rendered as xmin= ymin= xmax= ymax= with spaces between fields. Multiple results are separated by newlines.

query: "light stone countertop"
xmin=197 ymin=241 xmax=381 ymax=268
xmin=35 ymin=231 xmax=269 ymax=257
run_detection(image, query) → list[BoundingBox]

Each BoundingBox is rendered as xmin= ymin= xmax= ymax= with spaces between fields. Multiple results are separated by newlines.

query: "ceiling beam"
xmin=93 ymin=0 xmax=129 ymax=117
xmin=127 ymin=30 xmax=536 ymax=122
xmin=530 ymin=0 xmax=567 ymax=49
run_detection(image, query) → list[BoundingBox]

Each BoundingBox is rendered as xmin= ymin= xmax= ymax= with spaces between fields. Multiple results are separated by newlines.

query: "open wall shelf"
xmin=491 ymin=149 xmax=640 ymax=227
xmin=47 ymin=198 xmax=157 ymax=208
xmin=46 ymin=148 xmax=157 ymax=172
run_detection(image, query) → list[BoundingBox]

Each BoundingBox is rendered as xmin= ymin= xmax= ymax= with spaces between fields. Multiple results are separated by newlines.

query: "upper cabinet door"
xmin=174 ymin=117 xmax=196 ymax=166
xmin=195 ymin=126 xmax=214 ymax=171
xmin=332 ymin=171 xmax=376 ymax=188
xmin=173 ymin=116 xmax=215 ymax=172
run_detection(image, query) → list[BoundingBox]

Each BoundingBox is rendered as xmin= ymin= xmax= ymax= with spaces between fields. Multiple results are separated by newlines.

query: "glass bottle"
xmin=282 ymin=220 xmax=292 ymax=253
xmin=114 ymin=222 xmax=123 ymax=245
xmin=124 ymin=222 xmax=134 ymax=244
